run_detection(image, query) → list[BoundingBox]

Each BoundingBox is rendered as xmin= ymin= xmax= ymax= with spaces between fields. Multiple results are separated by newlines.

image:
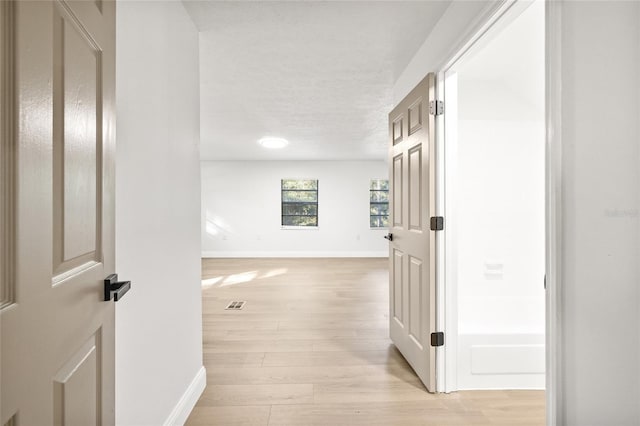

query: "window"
xmin=281 ymin=179 xmax=318 ymax=227
xmin=370 ymin=179 xmax=389 ymax=228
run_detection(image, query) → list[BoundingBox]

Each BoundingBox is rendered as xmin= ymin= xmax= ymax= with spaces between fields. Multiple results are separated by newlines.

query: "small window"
xmin=281 ymin=179 xmax=318 ymax=227
xmin=370 ymin=179 xmax=389 ymax=228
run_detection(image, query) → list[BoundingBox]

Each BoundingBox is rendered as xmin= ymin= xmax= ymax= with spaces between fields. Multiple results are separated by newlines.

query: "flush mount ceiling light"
xmin=258 ymin=137 xmax=289 ymax=149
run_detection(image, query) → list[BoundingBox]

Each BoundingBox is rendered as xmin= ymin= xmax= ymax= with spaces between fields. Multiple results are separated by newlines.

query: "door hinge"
xmin=429 ymin=100 xmax=444 ymax=116
xmin=430 ymin=216 xmax=444 ymax=231
xmin=431 ymin=332 xmax=444 ymax=347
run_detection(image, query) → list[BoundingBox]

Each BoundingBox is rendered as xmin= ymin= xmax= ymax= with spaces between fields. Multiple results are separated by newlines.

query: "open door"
xmin=387 ymin=73 xmax=438 ymax=392
xmin=1 ymin=1 xmax=117 ymax=424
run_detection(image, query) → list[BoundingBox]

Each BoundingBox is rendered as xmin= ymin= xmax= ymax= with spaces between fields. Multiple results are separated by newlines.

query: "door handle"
xmin=384 ymin=233 xmax=393 ymax=241
xmin=104 ymin=274 xmax=131 ymax=302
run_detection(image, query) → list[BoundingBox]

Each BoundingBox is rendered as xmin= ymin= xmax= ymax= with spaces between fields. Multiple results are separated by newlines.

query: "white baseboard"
xmin=457 ymin=333 xmax=545 ymax=390
xmin=201 ymin=250 xmax=389 ymax=258
xmin=163 ymin=366 xmax=206 ymax=426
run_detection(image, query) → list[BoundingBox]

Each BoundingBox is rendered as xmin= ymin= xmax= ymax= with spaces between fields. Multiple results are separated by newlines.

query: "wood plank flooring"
xmin=186 ymin=258 xmax=545 ymax=425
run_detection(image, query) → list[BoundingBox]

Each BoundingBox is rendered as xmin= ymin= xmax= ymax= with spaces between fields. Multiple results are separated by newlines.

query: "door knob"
xmin=104 ymin=274 xmax=131 ymax=302
xmin=384 ymin=233 xmax=393 ymax=241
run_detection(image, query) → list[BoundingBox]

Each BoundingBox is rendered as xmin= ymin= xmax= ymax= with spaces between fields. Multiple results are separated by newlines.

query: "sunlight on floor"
xmin=222 ymin=271 xmax=258 ymax=286
xmin=259 ymin=268 xmax=288 ymax=279
xmin=201 ymin=268 xmax=290 ymax=289
xmin=201 ymin=276 xmax=223 ymax=289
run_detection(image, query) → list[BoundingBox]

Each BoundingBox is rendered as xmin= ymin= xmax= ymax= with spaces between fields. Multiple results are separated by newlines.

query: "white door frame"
xmin=544 ymin=1 xmax=562 ymax=423
xmin=434 ymin=0 xmax=555 ymax=414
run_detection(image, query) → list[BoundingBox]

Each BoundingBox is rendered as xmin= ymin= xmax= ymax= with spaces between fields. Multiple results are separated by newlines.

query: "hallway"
xmin=186 ymin=258 xmax=544 ymax=425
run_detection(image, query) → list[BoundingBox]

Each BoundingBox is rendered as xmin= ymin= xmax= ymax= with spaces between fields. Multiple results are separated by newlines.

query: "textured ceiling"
xmin=183 ymin=1 xmax=451 ymax=160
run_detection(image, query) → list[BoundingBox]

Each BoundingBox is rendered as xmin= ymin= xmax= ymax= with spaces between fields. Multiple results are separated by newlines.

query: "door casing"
xmin=434 ymin=0 xmax=552 ymax=407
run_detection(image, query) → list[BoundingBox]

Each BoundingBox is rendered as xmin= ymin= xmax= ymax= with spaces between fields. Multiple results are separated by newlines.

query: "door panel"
xmin=53 ymin=1 xmax=103 ymax=277
xmin=58 ymin=4 xmax=100 ymax=262
xmin=408 ymin=99 xmax=423 ymax=135
xmin=1 ymin=1 xmax=116 ymax=424
xmin=53 ymin=333 xmax=100 ymax=426
xmin=0 ymin=0 xmax=16 ymax=311
xmin=392 ymin=155 xmax=403 ymax=226
xmin=408 ymin=145 xmax=422 ymax=230
xmin=392 ymin=248 xmax=404 ymax=325
xmin=388 ymin=73 xmax=437 ymax=392
xmin=408 ymin=255 xmax=423 ymax=345
xmin=392 ymin=117 xmax=403 ymax=145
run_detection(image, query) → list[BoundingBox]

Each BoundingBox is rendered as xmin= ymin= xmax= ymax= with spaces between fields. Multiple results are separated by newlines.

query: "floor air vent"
xmin=225 ymin=301 xmax=245 ymax=310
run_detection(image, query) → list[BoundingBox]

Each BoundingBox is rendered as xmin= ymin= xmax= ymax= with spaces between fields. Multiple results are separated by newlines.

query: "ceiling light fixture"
xmin=258 ymin=137 xmax=289 ymax=149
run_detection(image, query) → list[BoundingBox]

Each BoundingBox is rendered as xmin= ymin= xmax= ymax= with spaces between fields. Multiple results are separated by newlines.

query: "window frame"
xmin=369 ymin=179 xmax=389 ymax=229
xmin=281 ymin=179 xmax=319 ymax=228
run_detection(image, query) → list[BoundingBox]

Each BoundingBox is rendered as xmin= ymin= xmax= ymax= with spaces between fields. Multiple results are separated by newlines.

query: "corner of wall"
xmin=163 ymin=367 xmax=206 ymax=426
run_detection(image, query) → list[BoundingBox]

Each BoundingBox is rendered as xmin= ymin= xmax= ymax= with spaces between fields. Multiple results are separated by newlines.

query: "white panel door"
xmin=387 ymin=73 xmax=437 ymax=392
xmin=1 ymin=1 xmax=117 ymax=424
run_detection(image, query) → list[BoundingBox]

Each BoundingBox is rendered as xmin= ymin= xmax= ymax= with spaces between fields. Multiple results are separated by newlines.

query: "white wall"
xmin=455 ymin=89 xmax=545 ymax=389
xmin=453 ymin=2 xmax=546 ymax=390
xmin=201 ymin=161 xmax=389 ymax=257
xmin=457 ymin=117 xmax=544 ymax=334
xmin=116 ymin=3 xmax=204 ymax=425
xmin=550 ymin=2 xmax=640 ymax=424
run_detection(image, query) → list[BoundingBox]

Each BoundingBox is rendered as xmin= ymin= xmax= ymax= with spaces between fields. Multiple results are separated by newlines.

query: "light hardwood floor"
xmin=186 ymin=258 xmax=544 ymax=426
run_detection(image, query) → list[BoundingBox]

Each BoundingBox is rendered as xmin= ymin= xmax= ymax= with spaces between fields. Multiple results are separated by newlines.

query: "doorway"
xmin=440 ymin=1 xmax=546 ymax=393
